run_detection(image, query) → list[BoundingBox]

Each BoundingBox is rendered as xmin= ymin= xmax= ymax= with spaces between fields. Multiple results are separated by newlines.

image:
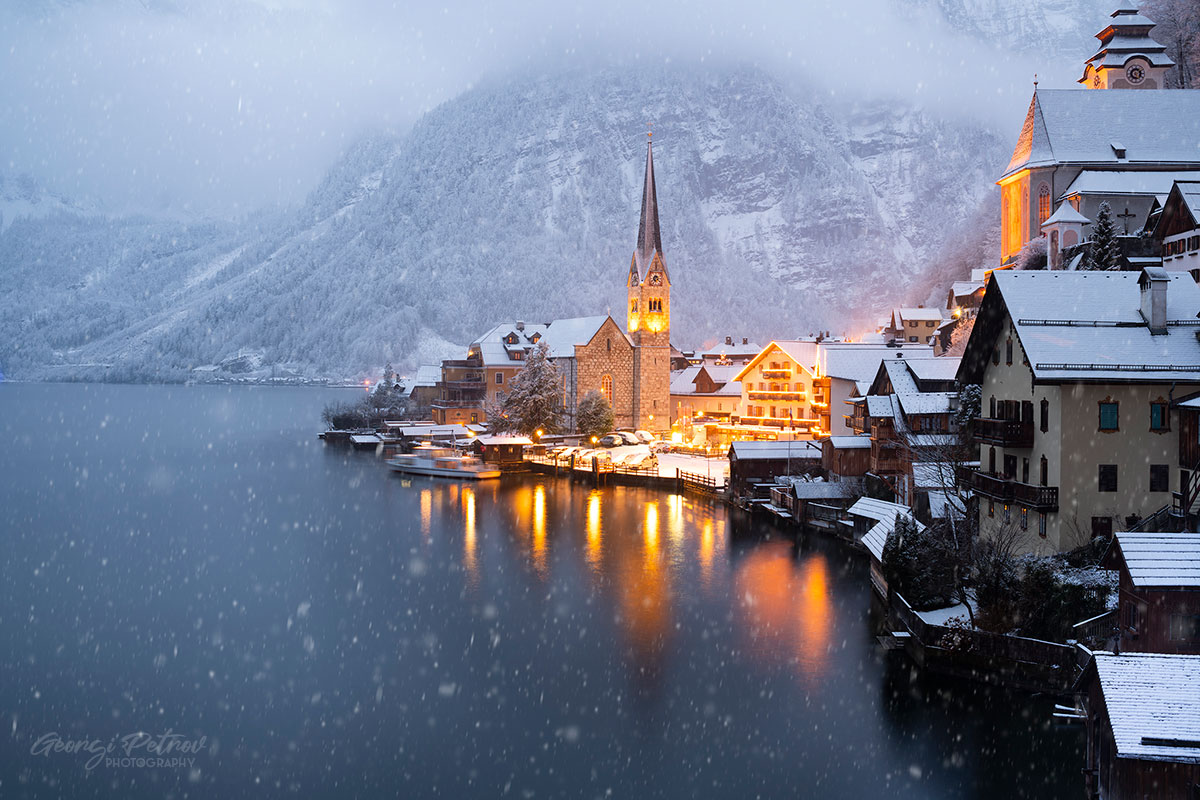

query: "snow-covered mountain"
xmin=0 ymin=63 xmax=1006 ymax=381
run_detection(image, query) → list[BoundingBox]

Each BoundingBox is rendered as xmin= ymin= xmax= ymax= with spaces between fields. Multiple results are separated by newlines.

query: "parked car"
xmin=634 ymin=430 xmax=655 ymax=444
xmin=598 ymin=434 xmax=623 ymax=448
xmin=624 ymin=453 xmax=658 ymax=470
xmin=615 ymin=431 xmax=640 ymax=445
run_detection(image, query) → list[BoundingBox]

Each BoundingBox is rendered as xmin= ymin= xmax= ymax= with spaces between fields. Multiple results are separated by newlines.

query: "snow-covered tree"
xmin=1015 ymin=236 xmax=1047 ymax=270
xmin=576 ymin=390 xmax=615 ymax=439
xmin=1083 ymin=202 xmax=1122 ymax=271
xmin=882 ymin=514 xmax=958 ymax=610
xmin=953 ymin=383 xmax=981 ymax=432
xmin=489 ymin=341 xmax=562 ymax=435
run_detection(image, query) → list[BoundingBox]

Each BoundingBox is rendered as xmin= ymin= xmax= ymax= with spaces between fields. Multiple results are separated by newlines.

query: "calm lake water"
xmin=0 ymin=384 xmax=1082 ymax=798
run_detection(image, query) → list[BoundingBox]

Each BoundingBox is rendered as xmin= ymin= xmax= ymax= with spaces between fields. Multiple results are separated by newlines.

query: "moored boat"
xmin=386 ymin=445 xmax=501 ymax=480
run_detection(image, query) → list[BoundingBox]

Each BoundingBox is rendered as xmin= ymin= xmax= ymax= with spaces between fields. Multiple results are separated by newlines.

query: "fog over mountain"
xmin=0 ymin=0 xmax=1111 ymax=380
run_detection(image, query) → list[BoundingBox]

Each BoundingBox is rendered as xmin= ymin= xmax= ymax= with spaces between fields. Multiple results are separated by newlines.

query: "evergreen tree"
xmin=953 ymin=384 xmax=981 ymax=433
xmin=576 ymin=390 xmax=615 ymax=439
xmin=490 ymin=341 xmax=562 ymax=435
xmin=1084 ymin=201 xmax=1123 ymax=271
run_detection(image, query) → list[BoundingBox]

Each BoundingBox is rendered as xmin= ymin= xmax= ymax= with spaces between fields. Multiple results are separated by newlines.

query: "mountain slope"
xmin=0 ymin=63 xmax=1005 ymax=380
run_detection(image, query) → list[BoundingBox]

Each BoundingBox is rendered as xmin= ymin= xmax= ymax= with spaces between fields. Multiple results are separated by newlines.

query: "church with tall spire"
xmin=431 ymin=131 xmax=676 ymax=434
xmin=626 ymin=134 xmax=672 ymax=431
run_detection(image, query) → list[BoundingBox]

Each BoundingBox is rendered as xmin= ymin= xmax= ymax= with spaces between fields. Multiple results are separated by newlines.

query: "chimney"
xmin=516 ymin=321 xmax=525 ymax=331
xmin=725 ymin=336 xmax=733 ymax=346
xmin=1139 ymin=268 xmax=1168 ymax=335
xmin=742 ymin=337 xmax=748 ymax=345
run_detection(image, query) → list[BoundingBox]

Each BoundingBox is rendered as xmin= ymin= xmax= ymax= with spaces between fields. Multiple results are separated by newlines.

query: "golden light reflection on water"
xmin=586 ymin=491 xmax=602 ymax=574
xmin=532 ymin=484 xmax=547 ymax=576
xmin=644 ymin=501 xmax=659 ymax=547
xmin=463 ymin=486 xmax=477 ymax=586
xmin=699 ymin=519 xmax=715 ymax=589
xmin=420 ymin=488 xmax=432 ymax=541
xmin=734 ymin=544 xmax=833 ymax=686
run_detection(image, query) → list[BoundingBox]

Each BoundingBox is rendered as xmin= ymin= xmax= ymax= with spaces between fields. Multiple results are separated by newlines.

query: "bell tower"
xmin=627 ymin=132 xmax=671 ymax=432
xmin=1079 ymin=6 xmax=1173 ymax=90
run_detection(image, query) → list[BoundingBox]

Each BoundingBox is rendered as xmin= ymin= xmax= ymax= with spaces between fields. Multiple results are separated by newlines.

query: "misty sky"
xmin=1 ymin=0 xmax=1081 ymax=216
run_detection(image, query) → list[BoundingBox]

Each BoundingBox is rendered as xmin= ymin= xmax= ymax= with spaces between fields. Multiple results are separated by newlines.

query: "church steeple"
xmin=1080 ymin=6 xmax=1173 ymax=89
xmin=634 ymin=137 xmax=666 ymax=281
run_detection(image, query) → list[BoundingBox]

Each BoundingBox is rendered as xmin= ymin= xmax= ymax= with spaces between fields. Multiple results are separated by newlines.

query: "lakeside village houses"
xmin=384 ymin=7 xmax=1200 ymax=795
xmin=405 ymin=8 xmax=1200 ymax=788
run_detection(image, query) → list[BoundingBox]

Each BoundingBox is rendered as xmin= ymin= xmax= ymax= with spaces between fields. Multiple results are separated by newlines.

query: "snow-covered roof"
xmin=669 ymin=366 xmax=702 ymax=394
xmin=1091 ymin=652 xmax=1200 ymax=764
xmin=470 ymin=316 xmax=614 ymax=365
xmin=1176 ymin=181 xmax=1200 ymax=224
xmin=1061 ymin=170 xmax=1200 ymax=200
xmin=825 ymin=435 xmax=871 ymax=449
xmin=820 ymin=345 xmax=934 ymax=382
xmin=698 ymin=340 xmax=762 ymax=357
xmin=906 ymin=357 xmax=961 ymax=382
xmin=1003 ymin=90 xmax=1200 ymax=180
xmin=896 ymin=308 xmax=944 ymax=322
xmin=950 ymin=280 xmax=985 ymax=299
xmin=927 ymin=491 xmax=966 ymax=520
xmin=1042 ymin=202 xmax=1091 ymax=227
xmin=848 ymin=497 xmax=922 ymax=562
xmin=476 ymin=435 xmax=533 ymax=445
xmin=409 ymin=364 xmax=442 ymax=387
xmin=896 ymin=392 xmax=956 ymax=417
xmin=991 ymin=271 xmax=1200 ymax=382
xmin=913 ymin=462 xmax=958 ymax=490
xmin=906 ymin=433 xmax=958 ymax=448
xmin=730 ymin=441 xmax=822 ymax=461
xmin=701 ymin=364 xmax=743 ymax=384
xmin=865 ymin=395 xmax=897 ymax=418
xmin=1111 ymin=532 xmax=1200 ymax=587
xmin=784 ymin=481 xmax=852 ymax=500
xmin=882 ymin=359 xmax=920 ymax=394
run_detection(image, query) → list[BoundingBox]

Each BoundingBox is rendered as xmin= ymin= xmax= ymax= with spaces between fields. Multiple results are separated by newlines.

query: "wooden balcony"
xmin=973 ymin=417 xmax=1034 ymax=448
xmin=960 ymin=467 xmax=1058 ymax=510
xmin=761 ymin=369 xmax=792 ymax=379
xmin=737 ymin=415 xmax=819 ymax=429
xmin=431 ymin=398 xmax=485 ymax=409
xmin=747 ymin=390 xmax=807 ymax=402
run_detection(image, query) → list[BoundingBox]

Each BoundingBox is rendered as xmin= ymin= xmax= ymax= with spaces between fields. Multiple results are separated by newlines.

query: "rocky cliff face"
xmin=0 ymin=63 xmax=1006 ymax=380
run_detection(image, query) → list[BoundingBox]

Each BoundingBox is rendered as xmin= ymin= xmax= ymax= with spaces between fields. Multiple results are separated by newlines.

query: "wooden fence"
xmin=889 ymin=592 xmax=1078 ymax=691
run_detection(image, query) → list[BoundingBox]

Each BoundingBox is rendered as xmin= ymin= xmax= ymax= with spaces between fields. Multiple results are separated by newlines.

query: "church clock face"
xmin=649 ymin=273 xmax=662 ymax=286
xmin=1126 ymin=63 xmax=1145 ymax=85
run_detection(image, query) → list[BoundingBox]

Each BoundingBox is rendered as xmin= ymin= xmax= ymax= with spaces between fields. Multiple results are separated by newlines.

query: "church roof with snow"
xmin=1060 ymin=170 xmax=1200 ymax=200
xmin=1001 ymin=89 xmax=1200 ymax=181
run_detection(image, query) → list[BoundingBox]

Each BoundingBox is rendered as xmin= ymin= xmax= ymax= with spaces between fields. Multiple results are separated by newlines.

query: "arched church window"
xmin=601 ymin=374 xmax=612 ymax=404
xmin=1038 ymin=184 xmax=1051 ymax=225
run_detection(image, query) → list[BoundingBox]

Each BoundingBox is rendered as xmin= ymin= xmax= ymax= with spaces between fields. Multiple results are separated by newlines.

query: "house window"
xmin=630 ymin=299 xmax=638 ymax=313
xmin=988 ymin=499 xmax=995 ymax=518
xmin=990 ymin=396 xmax=997 ymax=418
xmin=992 ymin=347 xmax=999 ymax=366
xmin=1150 ymin=464 xmax=1169 ymax=492
xmin=470 ymin=413 xmax=478 ymax=424
xmin=1003 ymin=504 xmax=1011 ymax=523
xmin=495 ymin=372 xmax=503 ymax=385
xmin=1040 ymin=455 xmax=1048 ymax=487
xmin=1040 ymin=398 xmax=1049 ymax=433
xmin=1020 ymin=507 xmax=1028 ymax=531
xmin=1037 ymin=184 xmax=1051 ymax=225
xmin=1022 ymin=458 xmax=1029 ymax=484
xmin=909 ymin=336 xmax=918 ymax=343
xmin=1099 ymin=401 xmax=1119 ymax=431
xmin=1169 ymin=614 xmax=1200 ymax=642
xmin=1150 ymin=402 xmax=1169 ymax=432
xmin=1038 ymin=513 xmax=1047 ymax=538
xmin=1005 ymin=338 xmax=1013 ymax=366
xmin=926 ymin=321 xmax=935 ymax=328
xmin=1091 ymin=516 xmax=1113 ymax=539
xmin=1098 ymin=464 xmax=1118 ymax=493
xmin=601 ymin=374 xmax=613 ymax=404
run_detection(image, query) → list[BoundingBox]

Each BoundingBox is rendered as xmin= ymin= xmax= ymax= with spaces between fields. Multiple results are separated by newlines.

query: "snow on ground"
xmin=915 ymin=591 xmax=976 ymax=627
xmin=656 ymin=452 xmax=729 ymax=483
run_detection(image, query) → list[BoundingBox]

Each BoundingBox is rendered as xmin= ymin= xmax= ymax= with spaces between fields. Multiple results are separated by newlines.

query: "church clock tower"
xmin=627 ymin=135 xmax=671 ymax=432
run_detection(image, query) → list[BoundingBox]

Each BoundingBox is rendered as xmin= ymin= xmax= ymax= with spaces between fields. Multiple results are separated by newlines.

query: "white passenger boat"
xmin=386 ymin=445 xmax=501 ymax=480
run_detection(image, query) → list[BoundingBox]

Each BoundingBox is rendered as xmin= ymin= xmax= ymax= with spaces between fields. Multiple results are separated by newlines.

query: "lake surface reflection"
xmin=0 ymin=384 xmax=1082 ymax=798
